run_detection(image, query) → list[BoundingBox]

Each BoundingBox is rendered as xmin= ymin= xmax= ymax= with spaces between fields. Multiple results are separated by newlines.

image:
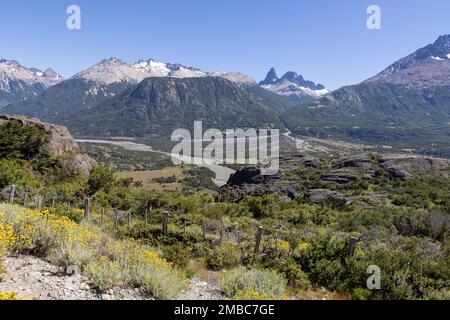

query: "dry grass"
xmin=118 ymin=167 xmax=185 ymax=191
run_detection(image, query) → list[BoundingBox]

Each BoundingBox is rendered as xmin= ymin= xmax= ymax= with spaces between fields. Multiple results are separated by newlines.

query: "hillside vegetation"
xmin=1 ymin=120 xmax=449 ymax=300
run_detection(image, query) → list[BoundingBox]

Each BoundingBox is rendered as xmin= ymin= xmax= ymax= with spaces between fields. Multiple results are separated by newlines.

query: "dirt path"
xmin=178 ymin=278 xmax=223 ymax=300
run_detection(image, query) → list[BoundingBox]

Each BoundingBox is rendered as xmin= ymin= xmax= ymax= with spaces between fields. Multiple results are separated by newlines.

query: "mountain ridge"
xmin=260 ymin=67 xmax=329 ymax=98
xmin=0 ymin=59 xmax=63 ymax=107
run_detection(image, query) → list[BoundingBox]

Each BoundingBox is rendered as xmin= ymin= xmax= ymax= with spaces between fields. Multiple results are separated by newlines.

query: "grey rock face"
xmin=320 ymin=169 xmax=359 ymax=184
xmin=380 ymin=154 xmax=450 ymax=180
xmin=305 ymin=189 xmax=351 ymax=205
xmin=219 ymin=153 xmax=449 ymax=203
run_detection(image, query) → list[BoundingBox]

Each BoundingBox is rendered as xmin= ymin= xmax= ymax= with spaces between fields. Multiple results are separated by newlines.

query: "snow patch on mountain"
xmin=209 ymin=72 xmax=256 ymax=86
xmin=71 ymin=57 xmax=256 ymax=86
xmin=0 ymin=59 xmax=63 ymax=91
xmin=72 ymin=58 xmax=151 ymax=85
xmin=260 ymin=68 xmax=328 ymax=98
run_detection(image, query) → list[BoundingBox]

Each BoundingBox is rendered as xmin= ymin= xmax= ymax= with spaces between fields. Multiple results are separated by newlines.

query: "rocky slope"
xmin=365 ymin=35 xmax=450 ymax=89
xmin=0 ymin=59 xmax=63 ymax=107
xmin=219 ymin=153 xmax=450 ymax=202
xmin=63 ymin=76 xmax=285 ymax=137
xmin=0 ymin=255 xmax=147 ymax=300
xmin=0 ymin=114 xmax=96 ymax=175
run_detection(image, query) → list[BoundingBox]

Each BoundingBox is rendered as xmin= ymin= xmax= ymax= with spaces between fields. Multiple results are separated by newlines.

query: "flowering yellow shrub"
xmin=0 ymin=292 xmax=18 ymax=300
xmin=298 ymin=242 xmax=311 ymax=252
xmin=0 ymin=212 xmax=16 ymax=256
xmin=278 ymin=240 xmax=291 ymax=251
xmin=0 ymin=204 xmax=186 ymax=299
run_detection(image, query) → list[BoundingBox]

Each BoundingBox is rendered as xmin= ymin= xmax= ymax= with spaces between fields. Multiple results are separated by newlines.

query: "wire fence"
xmin=1 ymin=184 xmax=361 ymax=256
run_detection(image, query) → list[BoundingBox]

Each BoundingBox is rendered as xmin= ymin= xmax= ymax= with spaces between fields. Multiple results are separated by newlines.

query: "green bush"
xmin=262 ymin=251 xmax=311 ymax=290
xmin=220 ymin=268 xmax=286 ymax=300
xmin=352 ymin=288 xmax=373 ymax=300
xmin=0 ymin=159 xmax=39 ymax=189
xmin=205 ymin=243 xmax=241 ymax=271
xmin=163 ymin=244 xmax=192 ymax=268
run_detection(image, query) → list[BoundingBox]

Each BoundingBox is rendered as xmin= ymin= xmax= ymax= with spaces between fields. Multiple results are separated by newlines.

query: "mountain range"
xmin=1 ymin=34 xmax=450 ymax=157
xmin=0 ymin=59 xmax=63 ymax=107
xmin=282 ymin=34 xmax=450 ymax=156
xmin=2 ymin=58 xmax=295 ymax=135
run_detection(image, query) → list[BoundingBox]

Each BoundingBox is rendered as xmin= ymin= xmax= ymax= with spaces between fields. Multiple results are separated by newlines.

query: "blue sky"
xmin=0 ymin=0 xmax=449 ymax=90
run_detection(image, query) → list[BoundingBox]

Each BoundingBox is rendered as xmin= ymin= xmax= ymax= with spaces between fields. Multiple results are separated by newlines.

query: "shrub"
xmin=163 ymin=244 xmax=192 ymax=268
xmin=86 ymin=256 xmax=122 ymax=291
xmin=0 ymin=203 xmax=187 ymax=300
xmin=87 ymin=166 xmax=117 ymax=195
xmin=0 ymin=212 xmax=16 ymax=257
xmin=351 ymin=288 xmax=373 ymax=300
xmin=51 ymin=240 xmax=97 ymax=270
xmin=262 ymin=251 xmax=311 ymax=290
xmin=0 ymin=292 xmax=18 ymax=300
xmin=220 ymin=268 xmax=286 ymax=300
xmin=205 ymin=243 xmax=241 ymax=271
xmin=0 ymin=159 xmax=39 ymax=189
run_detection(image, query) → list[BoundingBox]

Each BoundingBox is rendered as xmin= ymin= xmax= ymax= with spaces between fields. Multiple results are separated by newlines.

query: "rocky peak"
xmin=260 ymin=68 xmax=279 ymax=85
xmin=433 ymin=34 xmax=450 ymax=51
xmin=259 ymin=68 xmax=328 ymax=97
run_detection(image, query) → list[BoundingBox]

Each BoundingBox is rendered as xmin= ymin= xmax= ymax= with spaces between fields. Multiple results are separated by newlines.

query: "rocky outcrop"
xmin=0 ymin=114 xmax=96 ymax=175
xmin=219 ymin=153 xmax=450 ymax=202
xmin=320 ymin=169 xmax=359 ymax=184
xmin=305 ymin=189 xmax=351 ymax=205
xmin=380 ymin=154 xmax=450 ymax=179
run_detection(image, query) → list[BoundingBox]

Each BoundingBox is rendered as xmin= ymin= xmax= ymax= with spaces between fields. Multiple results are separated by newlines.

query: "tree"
xmin=87 ymin=166 xmax=117 ymax=195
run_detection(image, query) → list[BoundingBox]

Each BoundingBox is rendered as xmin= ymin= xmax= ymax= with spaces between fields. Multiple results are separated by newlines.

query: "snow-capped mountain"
xmin=0 ymin=59 xmax=63 ymax=106
xmin=260 ymin=68 xmax=329 ymax=98
xmin=365 ymin=34 xmax=450 ymax=89
xmin=71 ymin=57 xmax=256 ymax=86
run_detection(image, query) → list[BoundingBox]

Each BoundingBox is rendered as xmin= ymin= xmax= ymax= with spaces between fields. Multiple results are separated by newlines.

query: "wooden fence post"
xmin=219 ymin=228 xmax=224 ymax=244
xmin=348 ymin=237 xmax=359 ymax=257
xmin=128 ymin=211 xmax=132 ymax=229
xmin=114 ymin=209 xmax=119 ymax=230
xmin=9 ymin=185 xmax=16 ymax=204
xmin=254 ymin=226 xmax=264 ymax=254
xmin=23 ymin=192 xmax=28 ymax=207
xmin=162 ymin=211 xmax=170 ymax=235
xmin=101 ymin=207 xmax=105 ymax=227
xmin=84 ymin=197 xmax=91 ymax=218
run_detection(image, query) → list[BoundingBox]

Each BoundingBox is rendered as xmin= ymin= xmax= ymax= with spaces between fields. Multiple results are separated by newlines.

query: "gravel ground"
xmin=0 ymin=255 xmax=149 ymax=300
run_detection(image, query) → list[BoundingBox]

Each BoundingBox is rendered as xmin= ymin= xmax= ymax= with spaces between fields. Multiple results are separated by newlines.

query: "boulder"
xmin=305 ymin=189 xmax=351 ymax=205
